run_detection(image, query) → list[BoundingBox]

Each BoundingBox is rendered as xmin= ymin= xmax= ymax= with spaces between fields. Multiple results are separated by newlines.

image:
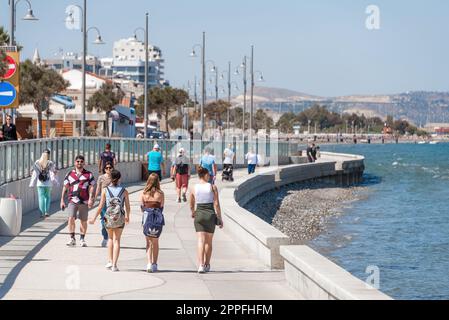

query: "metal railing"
xmin=0 ymin=137 xmax=297 ymax=186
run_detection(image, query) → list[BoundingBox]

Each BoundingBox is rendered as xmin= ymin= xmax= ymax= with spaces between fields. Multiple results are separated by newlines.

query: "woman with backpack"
xmin=189 ymin=167 xmax=224 ymax=274
xmin=29 ymin=149 xmax=59 ymax=218
xmin=89 ymin=170 xmax=130 ymax=272
xmin=141 ymin=173 xmax=165 ymax=273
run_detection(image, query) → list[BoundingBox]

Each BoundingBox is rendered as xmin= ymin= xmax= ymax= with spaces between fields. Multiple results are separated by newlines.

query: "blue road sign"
xmin=0 ymin=82 xmax=17 ymax=107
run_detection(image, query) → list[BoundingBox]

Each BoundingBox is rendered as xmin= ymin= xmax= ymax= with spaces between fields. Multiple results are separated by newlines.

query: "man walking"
xmin=61 ymin=155 xmax=96 ymax=247
xmin=171 ymin=148 xmax=190 ymax=203
xmin=98 ymin=143 xmax=117 ymax=174
xmin=223 ymin=144 xmax=235 ymax=181
xmin=147 ymin=144 xmax=165 ymax=181
xmin=245 ymin=149 xmax=258 ymax=175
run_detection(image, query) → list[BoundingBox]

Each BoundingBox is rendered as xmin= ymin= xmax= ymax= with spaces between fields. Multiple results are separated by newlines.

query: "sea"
xmin=311 ymin=142 xmax=449 ymax=300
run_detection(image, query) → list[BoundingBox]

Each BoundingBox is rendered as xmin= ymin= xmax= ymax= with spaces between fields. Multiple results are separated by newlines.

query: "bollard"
xmin=0 ymin=198 xmax=23 ymax=236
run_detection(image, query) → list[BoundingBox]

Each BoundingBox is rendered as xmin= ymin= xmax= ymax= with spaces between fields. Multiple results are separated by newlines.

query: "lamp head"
xmin=23 ymin=9 xmax=38 ymax=21
xmin=93 ymin=35 xmax=105 ymax=45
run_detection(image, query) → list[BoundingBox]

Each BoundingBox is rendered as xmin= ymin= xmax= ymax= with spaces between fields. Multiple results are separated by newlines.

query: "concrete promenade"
xmin=0 ymin=169 xmax=302 ymax=300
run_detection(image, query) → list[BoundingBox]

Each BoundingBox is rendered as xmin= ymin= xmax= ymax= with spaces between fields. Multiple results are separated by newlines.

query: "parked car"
xmin=147 ymin=130 xmax=169 ymax=139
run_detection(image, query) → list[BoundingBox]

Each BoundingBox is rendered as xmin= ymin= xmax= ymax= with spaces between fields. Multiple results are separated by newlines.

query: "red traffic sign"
xmin=1 ymin=55 xmax=17 ymax=80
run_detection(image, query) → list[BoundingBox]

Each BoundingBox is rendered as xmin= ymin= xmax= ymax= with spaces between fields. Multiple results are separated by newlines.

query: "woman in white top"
xmin=189 ymin=167 xmax=224 ymax=273
xmin=29 ymin=149 xmax=59 ymax=218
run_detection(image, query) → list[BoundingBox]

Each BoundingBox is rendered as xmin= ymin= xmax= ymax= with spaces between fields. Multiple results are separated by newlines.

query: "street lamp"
xmin=190 ymin=32 xmax=206 ymax=138
xmin=66 ymin=1 xmax=105 ymax=137
xmin=9 ymin=0 xmax=39 ymax=46
xmin=205 ymin=60 xmax=218 ymax=101
xmin=133 ymin=12 xmax=150 ymax=139
xmin=235 ymin=56 xmax=248 ymax=137
xmin=249 ymin=45 xmax=265 ymax=139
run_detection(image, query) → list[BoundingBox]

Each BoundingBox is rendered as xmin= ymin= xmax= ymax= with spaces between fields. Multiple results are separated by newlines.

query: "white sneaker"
xmin=151 ymin=264 xmax=158 ymax=273
xmin=101 ymin=239 xmax=108 ymax=248
xmin=198 ymin=265 xmax=206 ymax=274
xmin=66 ymin=238 xmax=76 ymax=247
xmin=105 ymin=262 xmax=113 ymax=269
xmin=80 ymin=239 xmax=88 ymax=247
xmin=204 ymin=264 xmax=211 ymax=273
xmin=111 ymin=266 xmax=119 ymax=272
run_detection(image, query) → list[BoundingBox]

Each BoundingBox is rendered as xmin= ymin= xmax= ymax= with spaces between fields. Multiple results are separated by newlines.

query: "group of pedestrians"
xmin=28 ymin=143 xmax=225 ymax=274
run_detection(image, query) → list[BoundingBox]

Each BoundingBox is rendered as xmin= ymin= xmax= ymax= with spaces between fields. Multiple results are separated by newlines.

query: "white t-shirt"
xmin=223 ymin=148 xmax=235 ymax=165
xmin=246 ymin=152 xmax=258 ymax=165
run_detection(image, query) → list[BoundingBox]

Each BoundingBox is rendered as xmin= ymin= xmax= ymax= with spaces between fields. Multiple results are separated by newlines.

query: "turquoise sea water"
xmin=311 ymin=143 xmax=449 ymax=300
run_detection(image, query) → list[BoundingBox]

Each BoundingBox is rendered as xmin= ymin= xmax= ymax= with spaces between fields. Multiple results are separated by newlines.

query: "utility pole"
xmin=144 ymin=12 xmax=149 ymax=138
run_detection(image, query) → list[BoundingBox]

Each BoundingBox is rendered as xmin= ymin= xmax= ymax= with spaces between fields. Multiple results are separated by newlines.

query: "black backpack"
xmin=176 ymin=158 xmax=189 ymax=175
xmin=38 ymin=166 xmax=49 ymax=182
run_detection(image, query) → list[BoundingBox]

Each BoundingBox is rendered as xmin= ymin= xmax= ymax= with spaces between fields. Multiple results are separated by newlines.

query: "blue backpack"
xmin=143 ymin=208 xmax=165 ymax=237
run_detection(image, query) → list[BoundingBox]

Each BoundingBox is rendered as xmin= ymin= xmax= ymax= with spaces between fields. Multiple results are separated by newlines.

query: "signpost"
xmin=0 ymin=49 xmax=20 ymax=110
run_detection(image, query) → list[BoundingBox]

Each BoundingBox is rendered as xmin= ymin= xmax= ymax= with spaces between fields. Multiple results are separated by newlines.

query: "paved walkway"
xmin=0 ymin=169 xmax=302 ymax=300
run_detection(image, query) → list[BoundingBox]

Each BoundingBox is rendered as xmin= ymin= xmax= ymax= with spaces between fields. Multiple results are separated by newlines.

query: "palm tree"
xmin=87 ymin=82 xmax=124 ymax=137
xmin=19 ymin=60 xmax=69 ymax=138
xmin=0 ymin=26 xmax=10 ymax=45
xmin=0 ymin=50 xmax=7 ymax=78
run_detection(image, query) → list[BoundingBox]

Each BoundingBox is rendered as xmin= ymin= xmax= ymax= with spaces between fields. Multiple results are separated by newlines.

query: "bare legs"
xmin=68 ymin=217 xmax=76 ymax=234
xmin=146 ymin=237 xmax=159 ymax=265
xmin=197 ymin=232 xmax=214 ymax=267
xmin=107 ymin=228 xmax=123 ymax=267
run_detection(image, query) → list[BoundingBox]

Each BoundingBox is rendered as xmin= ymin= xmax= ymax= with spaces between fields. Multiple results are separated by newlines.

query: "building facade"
xmin=111 ymin=37 xmax=165 ymax=86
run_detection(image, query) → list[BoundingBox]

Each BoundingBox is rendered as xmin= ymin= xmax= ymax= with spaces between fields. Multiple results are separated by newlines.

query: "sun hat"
xmin=153 ymin=144 xmax=160 ymax=150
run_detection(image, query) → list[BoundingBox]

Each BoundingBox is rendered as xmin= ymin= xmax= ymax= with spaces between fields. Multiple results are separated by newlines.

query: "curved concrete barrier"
xmin=0 ymin=198 xmax=22 ymax=236
xmin=220 ymin=152 xmax=393 ymax=300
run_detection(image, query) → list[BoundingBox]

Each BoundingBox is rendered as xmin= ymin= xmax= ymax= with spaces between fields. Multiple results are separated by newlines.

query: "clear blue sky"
xmin=1 ymin=0 xmax=449 ymax=97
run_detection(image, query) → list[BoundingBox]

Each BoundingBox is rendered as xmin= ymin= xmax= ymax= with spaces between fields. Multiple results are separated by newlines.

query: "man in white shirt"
xmin=223 ymin=144 xmax=235 ymax=181
xmin=245 ymin=150 xmax=258 ymax=175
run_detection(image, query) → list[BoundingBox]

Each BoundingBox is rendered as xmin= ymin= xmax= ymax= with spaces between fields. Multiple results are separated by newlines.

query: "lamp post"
xmin=235 ymin=56 xmax=247 ymax=138
xmin=190 ymin=32 xmax=206 ymax=138
xmin=133 ymin=12 xmax=149 ymax=139
xmin=66 ymin=1 xmax=105 ymax=137
xmin=220 ymin=61 xmax=234 ymax=130
xmin=7 ymin=0 xmax=38 ymax=124
xmin=9 ymin=0 xmax=39 ymax=46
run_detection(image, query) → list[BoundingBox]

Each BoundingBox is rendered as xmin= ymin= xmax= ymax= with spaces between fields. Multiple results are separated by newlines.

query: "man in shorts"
xmin=171 ymin=148 xmax=190 ymax=203
xmin=61 ymin=155 xmax=96 ymax=247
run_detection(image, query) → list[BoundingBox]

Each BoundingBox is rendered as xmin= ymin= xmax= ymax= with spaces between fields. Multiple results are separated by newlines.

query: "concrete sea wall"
xmin=220 ymin=153 xmax=392 ymax=300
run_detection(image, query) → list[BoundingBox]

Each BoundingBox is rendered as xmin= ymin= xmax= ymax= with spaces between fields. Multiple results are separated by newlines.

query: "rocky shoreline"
xmin=244 ymin=181 xmax=368 ymax=243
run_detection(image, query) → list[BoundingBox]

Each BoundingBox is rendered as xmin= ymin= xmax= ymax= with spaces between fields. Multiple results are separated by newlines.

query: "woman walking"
xmin=189 ymin=167 xmax=224 ymax=273
xmin=89 ymin=170 xmax=130 ymax=272
xmin=94 ymin=161 xmax=114 ymax=247
xmin=141 ymin=173 xmax=165 ymax=273
xmin=29 ymin=149 xmax=58 ymax=218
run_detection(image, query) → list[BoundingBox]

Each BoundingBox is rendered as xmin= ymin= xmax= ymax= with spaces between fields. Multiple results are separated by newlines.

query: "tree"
xmin=0 ymin=26 xmax=10 ymax=46
xmin=254 ymin=109 xmax=274 ymax=132
xmin=276 ymin=112 xmax=296 ymax=133
xmin=87 ymin=82 xmax=124 ymax=137
xmin=0 ymin=27 xmax=10 ymax=78
xmin=137 ymin=87 xmax=189 ymax=132
xmin=0 ymin=49 xmax=7 ymax=78
xmin=20 ymin=60 xmax=69 ymax=138
xmin=204 ymin=99 xmax=231 ymax=126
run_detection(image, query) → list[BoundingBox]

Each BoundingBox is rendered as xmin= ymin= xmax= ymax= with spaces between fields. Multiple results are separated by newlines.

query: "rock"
xmin=244 ymin=181 xmax=367 ymax=243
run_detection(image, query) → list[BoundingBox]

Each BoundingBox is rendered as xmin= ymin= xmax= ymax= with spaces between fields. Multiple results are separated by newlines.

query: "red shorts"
xmin=176 ymin=174 xmax=189 ymax=189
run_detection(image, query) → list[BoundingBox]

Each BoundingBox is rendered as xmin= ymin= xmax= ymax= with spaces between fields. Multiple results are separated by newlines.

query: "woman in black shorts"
xmin=189 ymin=167 xmax=224 ymax=273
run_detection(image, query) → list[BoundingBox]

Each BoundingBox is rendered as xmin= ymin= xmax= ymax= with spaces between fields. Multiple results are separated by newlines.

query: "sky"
xmin=1 ymin=0 xmax=449 ymax=97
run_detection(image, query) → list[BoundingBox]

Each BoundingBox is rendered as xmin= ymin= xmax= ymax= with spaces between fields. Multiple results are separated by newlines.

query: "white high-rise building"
xmin=111 ymin=37 xmax=165 ymax=86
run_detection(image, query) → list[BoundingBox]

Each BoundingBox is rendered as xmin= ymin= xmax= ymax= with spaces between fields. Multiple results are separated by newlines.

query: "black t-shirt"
xmin=2 ymin=124 xmax=18 ymax=141
xmin=100 ymin=151 xmax=116 ymax=170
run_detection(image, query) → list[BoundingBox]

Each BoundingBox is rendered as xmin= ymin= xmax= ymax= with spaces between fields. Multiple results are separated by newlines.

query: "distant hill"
xmin=233 ymin=87 xmax=449 ymax=126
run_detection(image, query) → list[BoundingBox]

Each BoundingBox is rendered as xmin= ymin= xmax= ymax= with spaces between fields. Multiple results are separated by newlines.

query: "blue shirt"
xmin=200 ymin=155 xmax=216 ymax=176
xmin=148 ymin=151 xmax=163 ymax=171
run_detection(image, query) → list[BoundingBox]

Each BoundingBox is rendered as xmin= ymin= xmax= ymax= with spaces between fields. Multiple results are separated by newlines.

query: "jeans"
xmin=248 ymin=164 xmax=256 ymax=175
xmin=37 ymin=186 xmax=52 ymax=216
xmin=100 ymin=206 xmax=108 ymax=240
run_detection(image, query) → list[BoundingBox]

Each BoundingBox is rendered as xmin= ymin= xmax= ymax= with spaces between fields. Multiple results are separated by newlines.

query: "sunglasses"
xmin=76 ymin=160 xmax=84 ymax=163
xmin=105 ymin=167 xmax=112 ymax=170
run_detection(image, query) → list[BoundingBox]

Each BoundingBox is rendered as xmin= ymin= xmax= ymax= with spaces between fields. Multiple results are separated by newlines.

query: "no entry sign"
xmin=1 ymin=55 xmax=17 ymax=80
